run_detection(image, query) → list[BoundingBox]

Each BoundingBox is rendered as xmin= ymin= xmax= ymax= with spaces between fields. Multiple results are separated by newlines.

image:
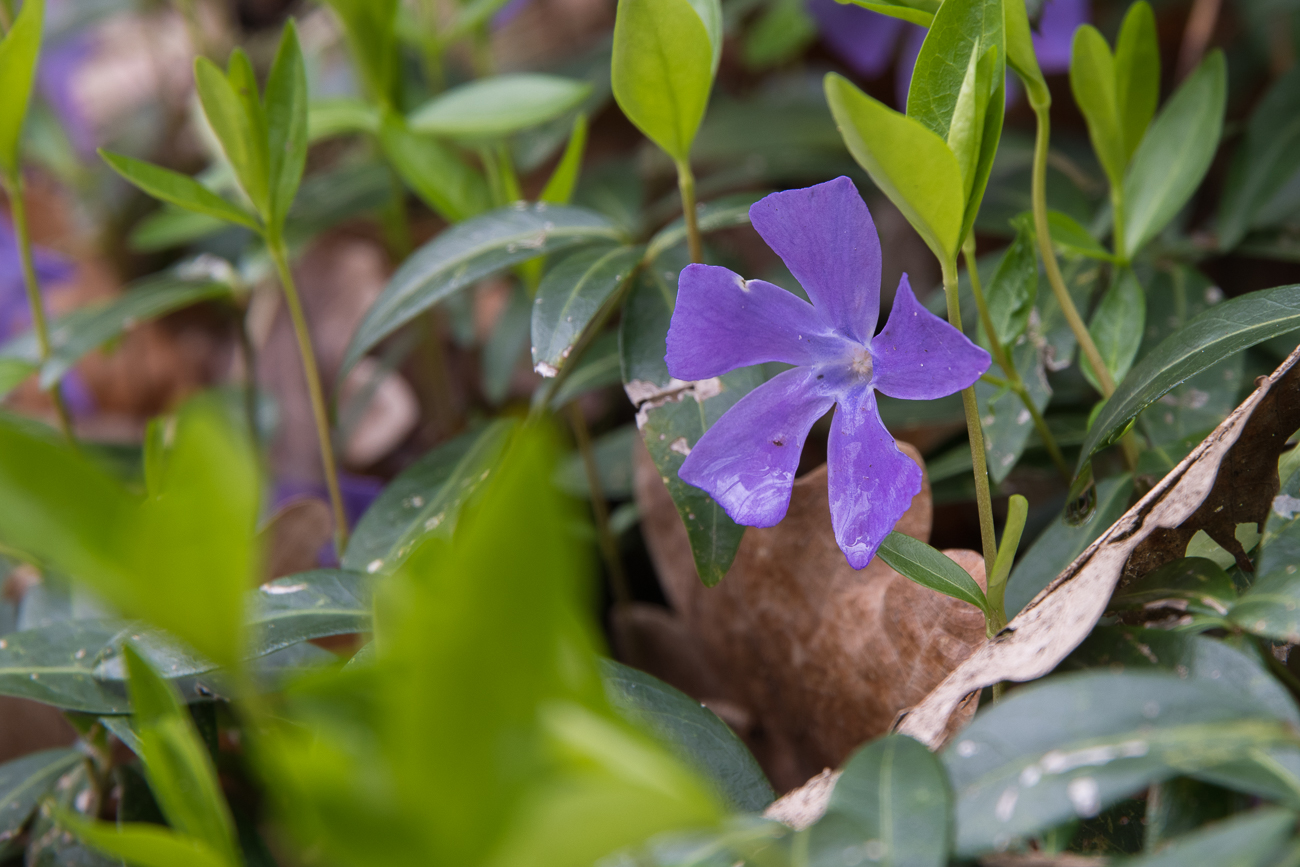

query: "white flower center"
xmin=849 ymin=347 xmax=873 ymax=380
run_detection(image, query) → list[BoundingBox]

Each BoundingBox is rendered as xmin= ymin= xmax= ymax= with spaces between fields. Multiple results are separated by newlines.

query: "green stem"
xmin=674 ymin=157 xmax=704 ymax=264
xmin=6 ymin=173 xmax=75 ymax=442
xmin=267 ymin=237 xmax=350 ymax=554
xmin=568 ymin=403 xmax=631 ymax=607
xmin=985 ymin=494 xmax=1027 ymax=634
xmin=1110 ymin=185 xmax=1129 ymax=266
xmin=962 ymin=238 xmax=1070 ymax=482
xmin=942 ymin=257 xmax=999 ymax=577
xmin=1030 ymin=103 xmax=1116 ymax=398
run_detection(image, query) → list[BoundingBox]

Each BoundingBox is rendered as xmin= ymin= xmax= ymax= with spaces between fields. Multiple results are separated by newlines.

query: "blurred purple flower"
xmin=492 ymin=0 xmax=533 ymax=29
xmin=37 ymin=32 xmax=98 ymax=158
xmin=664 ymin=178 xmax=990 ymax=568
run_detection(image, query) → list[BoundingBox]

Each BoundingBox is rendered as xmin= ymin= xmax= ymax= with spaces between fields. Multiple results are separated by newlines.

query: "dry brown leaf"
xmin=896 ymin=344 xmax=1300 ymax=748
xmin=259 ymin=497 xmax=333 ymax=580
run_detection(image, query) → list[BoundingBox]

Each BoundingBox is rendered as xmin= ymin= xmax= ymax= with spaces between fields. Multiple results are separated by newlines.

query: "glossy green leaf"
xmin=264 ymin=21 xmax=308 ymax=231
xmin=1114 ymin=1 xmax=1159 ymax=164
xmin=877 ymin=532 xmax=989 ymax=613
xmin=944 ymin=671 xmax=1300 ymax=857
xmin=809 ymin=735 xmax=950 ymax=867
xmin=1082 ymin=269 xmax=1145 ymax=394
xmin=620 ymin=254 xmax=681 ymax=389
xmin=1078 ymin=284 xmax=1300 ymax=476
xmin=825 ymin=73 xmax=964 ymax=263
xmin=977 ymin=341 xmax=1051 ymax=484
xmin=1004 ymin=0 xmax=1047 ymax=107
xmin=307 ymin=97 xmax=380 ymax=141
xmin=343 ymin=420 xmax=517 ymax=574
xmin=840 ymin=0 xmax=936 ymax=27
xmin=1217 ymin=66 xmax=1300 ymax=250
xmin=1110 ymin=557 xmax=1236 ymax=617
xmin=341 ymin=203 xmax=622 ymax=378
xmin=194 ymin=54 xmax=269 ymax=219
xmin=611 ymin=0 xmax=715 ymax=161
xmin=1046 ymin=209 xmax=1116 ymax=261
xmin=1122 ymin=51 xmax=1226 ymax=256
xmin=0 ymin=748 xmax=83 ymax=855
xmin=1070 ymin=25 xmax=1125 ymax=188
xmin=539 ymin=113 xmax=588 ymax=205
xmin=549 ymin=330 xmax=622 ymax=409
xmin=59 ymin=812 xmax=233 ymax=867
xmin=602 ymin=659 xmax=774 ymax=812
xmin=379 ymin=114 xmax=490 ymax=223
xmin=409 ymin=74 xmax=591 ymax=140
xmin=644 ymin=192 xmax=760 ymax=262
xmin=99 ymin=151 xmax=259 ymax=230
xmin=532 ymin=244 xmax=643 ymax=377
xmin=906 ymin=0 xmax=1003 ymax=147
xmin=984 ymin=226 xmax=1037 ymax=347
xmin=1122 ymin=809 xmax=1296 ymax=867
xmin=321 ymin=0 xmax=399 ymax=106
xmin=0 ymin=0 xmax=44 ymax=176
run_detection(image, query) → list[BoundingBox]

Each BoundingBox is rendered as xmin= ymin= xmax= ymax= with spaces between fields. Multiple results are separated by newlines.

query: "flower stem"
xmin=941 ymin=257 xmax=999 ymax=577
xmin=961 ymin=238 xmax=1070 ymax=482
xmin=267 ymin=236 xmax=350 ymax=554
xmin=1030 ymin=103 xmax=1116 ymax=398
xmin=5 ymin=173 xmax=75 ymax=442
xmin=674 ymin=157 xmax=704 ymax=264
xmin=567 ymin=402 xmax=630 ymax=608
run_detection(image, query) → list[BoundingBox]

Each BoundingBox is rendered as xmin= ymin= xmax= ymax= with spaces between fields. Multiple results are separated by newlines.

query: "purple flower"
xmin=1034 ymin=0 xmax=1090 ymax=75
xmin=38 ymin=33 xmax=98 ymax=158
xmin=664 ymin=178 xmax=990 ymax=568
xmin=0 ymin=222 xmax=73 ymax=338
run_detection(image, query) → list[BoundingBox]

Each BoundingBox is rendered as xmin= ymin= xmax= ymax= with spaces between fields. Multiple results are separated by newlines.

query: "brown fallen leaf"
xmin=259 ymin=497 xmax=333 ymax=580
xmin=635 ymin=441 xmax=987 ymax=791
xmin=895 ymin=344 xmax=1300 ymax=749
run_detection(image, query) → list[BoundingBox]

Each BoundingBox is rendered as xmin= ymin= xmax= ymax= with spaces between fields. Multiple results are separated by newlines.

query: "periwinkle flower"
xmin=664 ymin=178 xmax=990 ymax=568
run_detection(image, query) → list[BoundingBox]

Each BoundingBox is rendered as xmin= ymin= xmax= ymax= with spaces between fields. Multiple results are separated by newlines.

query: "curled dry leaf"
xmin=634 ymin=440 xmax=987 ymax=791
xmin=896 ymin=344 xmax=1300 ymax=749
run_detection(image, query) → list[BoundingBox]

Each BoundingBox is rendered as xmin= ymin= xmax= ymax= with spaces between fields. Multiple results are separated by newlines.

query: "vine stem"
xmin=1030 ymin=103 xmax=1116 ymax=398
xmin=268 ymin=237 xmax=350 ymax=553
xmin=5 ymin=174 xmax=75 ymax=442
xmin=941 ymin=257 xmax=999 ymax=577
xmin=567 ymin=402 xmax=631 ymax=608
xmin=961 ymin=238 xmax=1070 ymax=481
xmin=674 ymin=157 xmax=704 ymax=264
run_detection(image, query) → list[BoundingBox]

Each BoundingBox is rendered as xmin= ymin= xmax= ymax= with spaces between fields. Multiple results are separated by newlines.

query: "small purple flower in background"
xmin=665 ymin=178 xmax=990 ymax=568
xmin=1033 ymin=0 xmax=1090 ymax=75
xmin=38 ymin=32 xmax=98 ymax=159
xmin=0 ymin=223 xmax=73 ymax=338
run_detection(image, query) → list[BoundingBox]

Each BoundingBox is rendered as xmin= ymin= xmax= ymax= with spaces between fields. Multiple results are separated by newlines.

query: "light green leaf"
xmin=408 ymin=74 xmax=591 ymax=140
xmin=0 ymin=0 xmax=44 ymax=176
xmin=194 ymin=54 xmax=268 ymax=218
xmin=99 ymin=151 xmax=259 ymax=230
xmin=1045 ymin=209 xmax=1117 ymax=261
xmin=539 ymin=113 xmax=588 ymax=205
xmin=307 ymin=97 xmax=380 ymax=142
xmin=1070 ymin=25 xmax=1126 ymax=188
xmin=341 ymin=203 xmax=623 ymax=378
xmin=611 ymin=0 xmax=715 ymax=161
xmin=1217 ymin=65 xmax=1300 ymax=250
xmin=685 ymin=0 xmax=724 ymax=74
xmin=321 ymin=0 xmax=399 ymax=106
xmin=1005 ymin=0 xmax=1047 ymax=108
xmin=1082 ymin=268 xmax=1145 ymax=393
xmin=532 ymin=243 xmax=643 ymax=377
xmin=876 ymin=532 xmax=989 ymax=613
xmin=264 ymin=20 xmax=309 ymax=231
xmin=825 ymin=73 xmax=964 ymax=263
xmin=379 ymin=113 xmax=490 ymax=223
xmin=59 ymin=812 xmax=233 ymax=867
xmin=1114 ymin=1 xmax=1159 ymax=164
xmin=1123 ymin=51 xmax=1226 ymax=256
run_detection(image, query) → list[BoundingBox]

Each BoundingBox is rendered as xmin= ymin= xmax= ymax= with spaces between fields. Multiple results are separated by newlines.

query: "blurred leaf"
xmin=409 ymin=75 xmax=591 ymax=140
xmin=1114 ymin=1 xmax=1159 ymax=165
xmin=1078 ymin=284 xmax=1300 ymax=477
xmin=685 ymin=0 xmax=724 ymax=73
xmin=481 ymin=283 xmax=531 ymax=406
xmin=532 ymin=244 xmax=643 ymax=377
xmin=1260 ymin=462 xmax=1300 ymax=579
xmin=1122 ymin=51 xmax=1226 ymax=256
xmin=343 ymin=420 xmax=517 ymax=575
xmin=602 ymin=659 xmax=774 ymax=812
xmin=1218 ymin=66 xmax=1300 ymax=250
xmin=307 ymin=97 xmax=380 ymax=141
xmin=0 ymin=748 xmax=83 ymax=858
xmin=1004 ymin=0 xmax=1046 ymax=106
xmin=99 ymin=152 xmax=259 ymax=230
xmin=943 ymin=671 xmax=1300 ymax=857
xmin=977 ymin=341 xmax=1051 ymax=484
xmin=743 ymin=0 xmax=816 ymax=70
xmin=1122 ymin=809 xmax=1295 ymax=867
xmin=321 ymin=0 xmax=399 ymax=106
xmin=877 ymin=532 xmax=989 ymax=614
xmin=195 ymin=53 xmax=270 ymax=220
xmin=841 ymin=0 xmax=936 ymax=26
xmin=984 ymin=226 xmax=1037 ymax=347
xmin=1070 ymin=25 xmax=1125 ymax=188
xmin=1110 ymin=557 xmax=1235 ymax=617
xmin=1082 ymin=269 xmax=1145 ymax=394
xmin=264 ymin=21 xmax=308 ymax=232
xmin=645 ymin=192 xmax=760 ymax=262
xmin=59 ymin=811 xmax=233 ymax=867
xmin=128 ymin=208 xmax=230 ymax=252
xmin=379 ymin=114 xmax=491 ymax=223
xmin=0 ymin=0 xmax=43 ymax=176
xmin=611 ymin=0 xmax=715 ymax=161
xmin=809 ymin=735 xmax=950 ymax=867
xmin=549 ymin=329 xmax=622 ymax=408
xmin=342 ymin=203 xmax=623 ymax=378
xmin=825 ymin=73 xmax=964 ymax=263
xmin=556 ymin=425 xmax=637 ymax=500
xmin=539 ymin=113 xmax=588 ymax=205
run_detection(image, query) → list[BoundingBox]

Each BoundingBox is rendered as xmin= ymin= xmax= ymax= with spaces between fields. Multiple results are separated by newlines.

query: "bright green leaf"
xmin=840 ymin=0 xmax=937 ymax=27
xmin=1114 ymin=1 xmax=1159 ymax=164
xmin=99 ymin=151 xmax=259 ymax=230
xmin=307 ymin=97 xmax=380 ymax=142
xmin=876 ymin=532 xmax=989 ymax=613
xmin=194 ymin=54 xmax=269 ymax=219
xmin=264 ymin=20 xmax=309 ymax=231
xmin=0 ymin=0 xmax=45 ymax=176
xmin=1070 ymin=25 xmax=1125 ymax=189
xmin=59 ymin=811 xmax=233 ymax=867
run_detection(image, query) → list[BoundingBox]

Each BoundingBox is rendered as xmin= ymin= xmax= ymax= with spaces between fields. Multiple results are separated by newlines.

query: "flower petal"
xmin=871 ymin=275 xmax=991 ymax=400
xmin=827 ymin=385 xmax=923 ymax=569
xmin=679 ymin=367 xmax=837 ymax=527
xmin=748 ymin=177 xmax=882 ymax=343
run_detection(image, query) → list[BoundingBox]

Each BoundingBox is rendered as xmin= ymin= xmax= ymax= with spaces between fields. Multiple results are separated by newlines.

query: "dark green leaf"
xmin=1229 ymin=468 xmax=1300 ymax=641
xmin=409 ymin=74 xmax=591 ymax=139
xmin=1110 ymin=558 xmax=1236 ymax=617
xmin=378 ymin=114 xmax=491 ymax=223
xmin=1083 ymin=269 xmax=1145 ymax=394
xmin=99 ymin=152 xmax=259 ymax=230
xmin=742 ymin=0 xmax=817 ymax=70
xmin=263 ymin=21 xmax=308 ymax=231
xmin=645 ymin=192 xmax=761 ymax=262
xmin=1078 ymin=284 xmax=1300 ymax=476
xmin=548 ymin=329 xmax=622 ymax=408
xmin=984 ymin=226 xmax=1038 ymax=347
xmin=0 ymin=748 xmax=83 ymax=856
xmin=1218 ymin=65 xmax=1300 ymax=250
xmin=0 ymin=0 xmax=45 ymax=175
xmin=341 ymin=203 xmax=622 ymax=378
xmin=1124 ymin=808 xmax=1296 ymax=867
xmin=1259 ymin=462 xmax=1300 ymax=580
xmin=877 ymin=532 xmax=989 ymax=614
xmin=1046 ymin=209 xmax=1116 ymax=261
xmin=556 ymin=425 xmax=637 ymax=500
xmin=601 ymin=659 xmax=774 ymax=812
xmin=1113 ymin=1 xmax=1159 ymax=164
xmin=532 ymin=244 xmax=642 ymax=378
xmin=977 ymin=341 xmax=1051 ymax=484
xmin=905 ymin=0 xmax=1003 ymax=145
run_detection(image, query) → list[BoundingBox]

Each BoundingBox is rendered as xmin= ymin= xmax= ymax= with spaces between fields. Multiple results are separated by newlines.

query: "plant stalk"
xmin=1030 ymin=103 xmax=1116 ymax=398
xmin=568 ymin=403 xmax=630 ymax=608
xmin=962 ymin=239 xmax=1070 ymax=481
xmin=674 ymin=157 xmax=704 ymax=264
xmin=6 ymin=173 xmax=75 ymax=441
xmin=941 ymin=257 xmax=999 ymax=577
xmin=268 ymin=237 xmax=350 ymax=553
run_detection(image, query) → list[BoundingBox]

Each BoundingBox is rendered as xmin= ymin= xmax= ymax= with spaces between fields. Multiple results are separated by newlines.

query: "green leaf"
xmin=1082 ymin=269 xmax=1145 ymax=393
xmin=977 ymin=341 xmax=1050 ymax=484
xmin=194 ymin=54 xmax=269 ymax=220
xmin=943 ymin=671 xmax=1300 ymax=857
xmin=743 ymin=0 xmax=817 ymax=70
xmin=1070 ymin=25 xmax=1126 ymax=189
xmin=307 ymin=97 xmax=380 ymax=142
xmin=1259 ymin=463 xmax=1300 ymax=580
xmin=263 ymin=20 xmax=309 ymax=231
xmin=1114 ymin=1 xmax=1160 ymax=164
xmin=611 ymin=0 xmax=715 ymax=161
xmin=0 ymin=748 xmax=83 ymax=856
xmin=1121 ymin=809 xmax=1296 ymax=867
xmin=409 ymin=74 xmax=591 ymax=140
xmin=840 ymin=0 xmax=937 ymax=28
xmin=1217 ymin=65 xmax=1300 ymax=250
xmin=99 ymin=151 xmax=259 ymax=230
xmin=1078 ymin=283 xmax=1300 ymax=476
xmin=809 ymin=735 xmax=950 ymax=867
xmin=481 ymin=283 xmax=531 ymax=405
xmin=1110 ymin=557 xmax=1236 ymax=617
xmin=342 ymin=420 xmax=517 ymax=574
xmin=548 ymin=330 xmax=622 ymax=408
xmin=531 ymin=244 xmax=643 ymax=377
xmin=906 ymin=0 xmax=1003 ymax=147
xmin=1046 ymin=209 xmax=1117 ymax=261
xmin=1004 ymin=0 xmax=1047 ymax=107
xmin=321 ymin=0 xmax=399 ymax=106
xmin=645 ymin=192 xmax=761 ymax=262
xmin=555 ymin=425 xmax=636 ymax=500
xmin=379 ymin=114 xmax=490 ymax=223
xmin=539 ymin=113 xmax=588 ymax=205
xmin=825 ymin=73 xmax=964 ymax=263
xmin=601 ymin=658 xmax=774 ymax=812
xmin=876 ymin=532 xmax=989 ymax=613
xmin=984 ymin=226 xmax=1037 ymax=347
xmin=0 ymin=0 xmax=45 ymax=176
xmin=59 ymin=812 xmax=233 ymax=867
xmin=1122 ymin=51 xmax=1226 ymax=256
xmin=684 ymin=0 xmax=724 ymax=74
xmin=1229 ymin=473 xmax=1300 ymax=641
xmin=341 ymin=203 xmax=622 ymax=378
